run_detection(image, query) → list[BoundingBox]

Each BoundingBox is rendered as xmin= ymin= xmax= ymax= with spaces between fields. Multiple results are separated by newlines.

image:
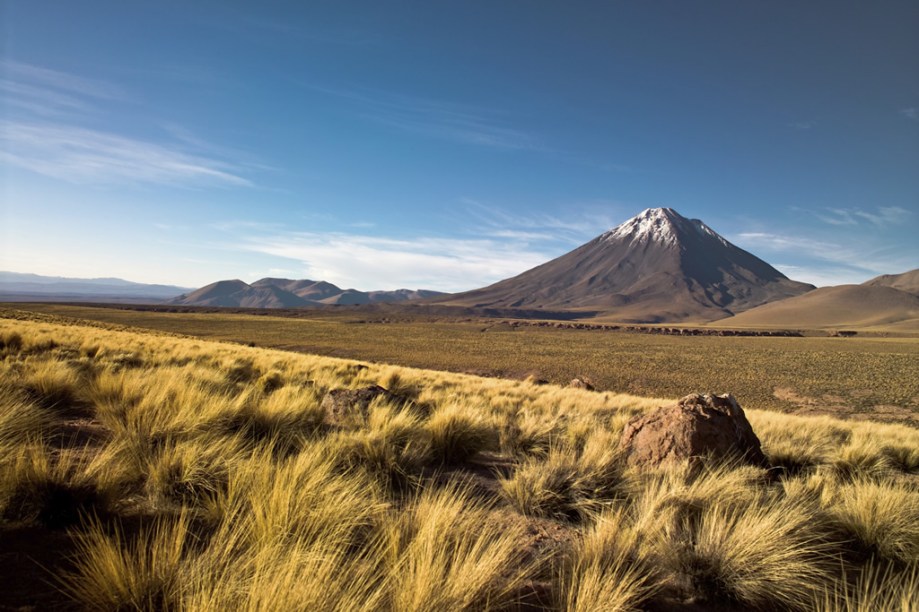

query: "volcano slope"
xmin=442 ymin=207 xmax=813 ymax=323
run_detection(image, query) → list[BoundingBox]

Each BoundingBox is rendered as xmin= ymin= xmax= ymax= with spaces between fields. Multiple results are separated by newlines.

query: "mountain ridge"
xmin=169 ymin=278 xmax=447 ymax=308
xmin=0 ymin=271 xmax=192 ymax=301
xmin=714 ymin=269 xmax=919 ymax=330
xmin=439 ymin=207 xmax=815 ymax=323
xmin=862 ymin=269 xmax=919 ymax=297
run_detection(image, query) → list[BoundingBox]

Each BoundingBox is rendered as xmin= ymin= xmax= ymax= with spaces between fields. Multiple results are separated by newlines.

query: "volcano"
xmin=443 ymin=207 xmax=814 ymax=322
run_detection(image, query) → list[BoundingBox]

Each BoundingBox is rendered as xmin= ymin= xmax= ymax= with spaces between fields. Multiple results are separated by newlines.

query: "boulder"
xmin=619 ymin=393 xmax=769 ymax=469
xmin=569 ymin=377 xmax=595 ymax=391
xmin=321 ymin=385 xmax=401 ymax=424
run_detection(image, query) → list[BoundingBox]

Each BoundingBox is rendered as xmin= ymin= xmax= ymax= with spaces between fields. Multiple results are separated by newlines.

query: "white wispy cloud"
xmin=210 ymin=199 xmax=627 ymax=291
xmin=901 ymin=107 xmax=918 ymax=121
xmin=1 ymin=60 xmax=257 ymax=188
xmin=0 ymin=121 xmax=252 ymax=187
xmin=734 ymin=231 xmax=915 ymax=285
xmin=810 ymin=206 xmax=911 ymax=228
xmin=1 ymin=60 xmax=126 ymax=101
xmin=303 ymin=83 xmax=540 ymax=150
xmin=789 ymin=120 xmax=815 ymax=130
xmin=460 ymin=199 xmax=621 ymax=244
xmin=851 ymin=206 xmax=911 ymax=226
xmin=736 ymin=232 xmax=841 ymax=255
xmin=813 ymin=208 xmax=857 ymax=226
xmin=0 ymin=79 xmax=90 ymax=115
xmin=214 ymin=225 xmax=558 ymax=292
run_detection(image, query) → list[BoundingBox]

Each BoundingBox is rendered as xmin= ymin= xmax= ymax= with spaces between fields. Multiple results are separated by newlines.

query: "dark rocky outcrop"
xmin=619 ymin=393 xmax=769 ymax=469
xmin=320 ymin=385 xmax=402 ymax=424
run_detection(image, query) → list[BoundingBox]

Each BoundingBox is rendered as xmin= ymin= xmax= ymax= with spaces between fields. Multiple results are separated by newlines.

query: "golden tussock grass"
xmin=1 ymin=311 xmax=918 ymax=610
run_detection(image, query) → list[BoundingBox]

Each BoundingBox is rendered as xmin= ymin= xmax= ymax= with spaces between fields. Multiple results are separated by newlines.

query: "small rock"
xmin=321 ymin=385 xmax=401 ymax=424
xmin=619 ymin=393 xmax=769 ymax=469
xmin=569 ymin=377 xmax=595 ymax=391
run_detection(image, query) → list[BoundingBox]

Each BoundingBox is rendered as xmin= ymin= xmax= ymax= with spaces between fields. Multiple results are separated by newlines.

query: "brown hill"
xmin=170 ymin=278 xmax=447 ymax=309
xmin=712 ymin=284 xmax=919 ymax=330
xmin=170 ymin=280 xmax=313 ymax=308
xmin=440 ymin=208 xmax=813 ymax=323
xmin=862 ymin=269 xmax=919 ymax=297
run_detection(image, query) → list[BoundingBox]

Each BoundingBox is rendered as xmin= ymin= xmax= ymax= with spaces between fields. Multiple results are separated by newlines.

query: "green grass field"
xmin=5 ymin=303 xmax=918 ymax=422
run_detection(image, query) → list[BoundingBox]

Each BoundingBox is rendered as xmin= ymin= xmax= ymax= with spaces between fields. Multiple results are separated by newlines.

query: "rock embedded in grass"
xmin=568 ymin=377 xmax=595 ymax=391
xmin=619 ymin=393 xmax=769 ymax=469
xmin=320 ymin=385 xmax=403 ymax=424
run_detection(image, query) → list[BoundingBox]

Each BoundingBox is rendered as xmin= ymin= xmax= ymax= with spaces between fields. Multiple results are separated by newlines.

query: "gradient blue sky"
xmin=2 ymin=1 xmax=917 ymax=291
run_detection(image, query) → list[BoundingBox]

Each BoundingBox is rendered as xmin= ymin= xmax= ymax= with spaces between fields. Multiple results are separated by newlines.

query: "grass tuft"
xmin=60 ymin=513 xmax=191 ymax=611
xmin=825 ymin=478 xmax=919 ymax=564
xmin=559 ymin=509 xmax=659 ymax=612
xmin=660 ymin=496 xmax=834 ymax=610
xmin=425 ymin=402 xmax=496 ymax=465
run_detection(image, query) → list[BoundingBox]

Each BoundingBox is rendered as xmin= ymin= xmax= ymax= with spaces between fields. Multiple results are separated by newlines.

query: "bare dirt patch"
xmin=774 ymin=386 xmax=919 ymax=425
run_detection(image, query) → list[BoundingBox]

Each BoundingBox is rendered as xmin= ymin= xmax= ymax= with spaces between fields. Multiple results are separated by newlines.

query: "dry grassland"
xmin=1 ymin=310 xmax=918 ymax=610
xmin=8 ymin=303 xmax=919 ymax=422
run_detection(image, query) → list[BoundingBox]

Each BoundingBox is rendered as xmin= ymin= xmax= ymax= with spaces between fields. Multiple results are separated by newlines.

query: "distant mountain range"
xmin=168 ymin=278 xmax=447 ymax=308
xmin=0 ymin=271 xmax=193 ymax=302
xmin=5 ymin=212 xmax=915 ymax=329
xmin=439 ymin=207 xmax=815 ymax=323
xmin=0 ymin=271 xmax=446 ymax=308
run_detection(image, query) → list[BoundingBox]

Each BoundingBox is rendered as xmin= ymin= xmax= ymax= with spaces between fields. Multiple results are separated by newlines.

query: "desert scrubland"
xmin=1 ymin=309 xmax=917 ymax=610
xmin=10 ymin=303 xmax=919 ymax=422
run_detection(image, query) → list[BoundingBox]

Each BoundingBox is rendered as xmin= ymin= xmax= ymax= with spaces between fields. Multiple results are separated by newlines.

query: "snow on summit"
xmin=605 ymin=207 xmax=728 ymax=247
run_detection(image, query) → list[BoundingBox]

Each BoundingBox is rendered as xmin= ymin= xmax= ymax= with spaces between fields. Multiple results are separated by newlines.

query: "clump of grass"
xmin=814 ymin=560 xmax=919 ymax=611
xmin=574 ymin=429 xmax=628 ymax=506
xmin=0 ymin=391 xmax=51 ymax=447
xmin=377 ymin=369 xmax=420 ymax=399
xmin=21 ymin=360 xmax=89 ymax=416
xmin=424 ymin=402 xmax=496 ymax=465
xmin=499 ymin=410 xmax=557 ymax=458
xmin=187 ymin=533 xmax=388 ymax=611
xmin=334 ymin=404 xmax=432 ymax=492
xmin=258 ymin=370 xmax=285 ymax=394
xmin=823 ymin=438 xmax=891 ymax=482
xmin=2 ymin=446 xmax=105 ymax=529
xmin=0 ymin=330 xmax=23 ymax=352
xmin=501 ymin=432 xmax=627 ymax=522
xmin=627 ymin=461 xmax=770 ymax=548
xmin=144 ymin=442 xmax=231 ymax=511
xmin=824 ymin=478 xmax=919 ymax=564
xmin=384 ymin=481 xmax=539 ymax=610
xmin=60 ymin=512 xmax=192 ymax=610
xmin=500 ymin=451 xmax=582 ymax=521
xmin=881 ymin=444 xmax=919 ymax=474
xmin=233 ymin=443 xmax=388 ymax=550
xmin=109 ymin=352 xmax=144 ymax=371
xmin=213 ymin=386 xmax=324 ymax=456
xmin=654 ymin=495 xmax=834 ymax=610
xmin=559 ymin=508 xmax=659 ymax=611
xmin=88 ymin=368 xmax=147 ymax=416
xmin=224 ymin=358 xmax=260 ymax=385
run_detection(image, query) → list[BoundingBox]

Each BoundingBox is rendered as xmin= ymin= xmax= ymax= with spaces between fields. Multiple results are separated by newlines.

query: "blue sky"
xmin=1 ymin=1 xmax=917 ymax=291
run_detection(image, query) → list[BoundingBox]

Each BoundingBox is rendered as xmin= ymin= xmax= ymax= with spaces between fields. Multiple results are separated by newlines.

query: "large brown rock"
xmin=619 ymin=393 xmax=769 ymax=468
xmin=321 ymin=385 xmax=401 ymax=424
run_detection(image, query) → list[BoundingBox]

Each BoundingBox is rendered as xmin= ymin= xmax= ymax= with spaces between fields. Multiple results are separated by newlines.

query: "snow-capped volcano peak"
xmin=444 ymin=206 xmax=814 ymax=322
xmin=604 ymin=207 xmax=728 ymax=247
